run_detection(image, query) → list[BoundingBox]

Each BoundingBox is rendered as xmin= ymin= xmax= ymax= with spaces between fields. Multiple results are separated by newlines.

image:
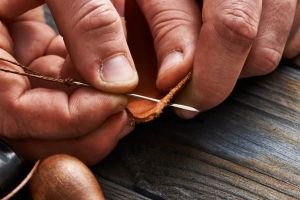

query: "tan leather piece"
xmin=127 ymin=73 xmax=191 ymax=123
xmin=125 ymin=1 xmax=191 ymax=123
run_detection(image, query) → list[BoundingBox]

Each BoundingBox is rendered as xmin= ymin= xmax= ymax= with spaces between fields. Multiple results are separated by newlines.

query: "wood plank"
xmin=92 ymin=64 xmax=300 ymax=199
xmin=96 ymin=175 xmax=151 ymax=200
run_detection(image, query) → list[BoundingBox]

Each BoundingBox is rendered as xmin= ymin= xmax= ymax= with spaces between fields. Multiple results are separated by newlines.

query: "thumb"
xmin=46 ymin=0 xmax=138 ymax=93
xmin=135 ymin=0 xmax=201 ymax=91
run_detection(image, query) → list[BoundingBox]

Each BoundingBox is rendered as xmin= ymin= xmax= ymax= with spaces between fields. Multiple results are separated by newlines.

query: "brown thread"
xmin=0 ymin=58 xmax=83 ymax=87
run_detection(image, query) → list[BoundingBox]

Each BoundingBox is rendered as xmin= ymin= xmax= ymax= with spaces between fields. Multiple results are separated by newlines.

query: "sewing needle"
xmin=72 ymin=81 xmax=199 ymax=113
xmin=126 ymin=93 xmax=200 ymax=113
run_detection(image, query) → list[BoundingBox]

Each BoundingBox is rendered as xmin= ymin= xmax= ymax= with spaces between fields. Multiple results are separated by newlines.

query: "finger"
xmin=284 ymin=1 xmax=300 ymax=59
xmin=7 ymin=20 xmax=56 ymax=65
xmin=175 ymin=0 xmax=262 ymax=118
xmin=0 ymin=50 xmax=128 ymax=140
xmin=27 ymin=55 xmax=67 ymax=90
xmin=0 ymin=0 xmax=44 ymax=20
xmin=2 ymin=110 xmax=134 ymax=165
xmin=135 ymin=0 xmax=201 ymax=91
xmin=2 ymin=87 xmax=127 ymax=140
xmin=111 ymin=0 xmax=127 ymax=37
xmin=241 ymin=0 xmax=297 ymax=77
xmin=12 ymin=5 xmax=46 ymax=23
xmin=28 ymin=55 xmax=86 ymax=95
xmin=45 ymin=35 xmax=68 ymax=58
xmin=111 ymin=0 xmax=125 ymax=16
xmin=0 ymin=21 xmax=13 ymax=54
xmin=46 ymin=0 xmax=138 ymax=93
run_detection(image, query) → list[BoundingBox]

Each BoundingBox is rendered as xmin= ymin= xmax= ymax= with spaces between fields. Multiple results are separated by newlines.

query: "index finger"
xmin=175 ymin=0 xmax=262 ymax=118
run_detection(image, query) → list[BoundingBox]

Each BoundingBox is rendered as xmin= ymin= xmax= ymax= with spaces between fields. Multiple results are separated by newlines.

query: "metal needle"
xmin=122 ymin=94 xmax=199 ymax=113
xmin=67 ymin=82 xmax=200 ymax=113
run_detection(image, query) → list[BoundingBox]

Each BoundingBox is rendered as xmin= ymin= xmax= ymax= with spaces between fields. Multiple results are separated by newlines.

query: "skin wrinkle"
xmin=150 ymin=8 xmax=192 ymax=33
xmin=69 ymin=94 xmax=101 ymax=138
xmin=150 ymin=9 xmax=194 ymax=47
xmin=226 ymin=1 xmax=260 ymax=28
xmin=219 ymin=12 xmax=258 ymax=42
xmin=258 ymin=46 xmax=282 ymax=72
xmin=72 ymin=2 xmax=120 ymax=36
xmin=209 ymin=21 xmax=253 ymax=56
xmin=66 ymin=97 xmax=93 ymax=138
xmin=49 ymin=0 xmax=89 ymax=31
xmin=153 ymin=20 xmax=190 ymax=51
xmin=68 ymin=95 xmax=81 ymax=138
xmin=90 ymin=27 xmax=125 ymax=50
xmin=70 ymin=0 xmax=96 ymax=25
xmin=203 ymin=1 xmax=260 ymax=44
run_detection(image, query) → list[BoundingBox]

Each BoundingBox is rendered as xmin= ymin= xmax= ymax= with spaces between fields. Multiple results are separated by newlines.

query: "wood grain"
xmin=92 ymin=64 xmax=300 ymax=200
xmin=95 ymin=175 xmax=151 ymax=200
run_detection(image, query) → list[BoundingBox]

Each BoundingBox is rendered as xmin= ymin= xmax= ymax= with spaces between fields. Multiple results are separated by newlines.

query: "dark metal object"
xmin=0 ymin=140 xmax=27 ymax=198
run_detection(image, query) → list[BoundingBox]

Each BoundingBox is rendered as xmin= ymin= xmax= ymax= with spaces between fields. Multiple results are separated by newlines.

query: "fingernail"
xmin=101 ymin=55 xmax=135 ymax=82
xmin=118 ymin=125 xmax=134 ymax=140
xmin=179 ymin=109 xmax=198 ymax=119
xmin=159 ymin=51 xmax=183 ymax=75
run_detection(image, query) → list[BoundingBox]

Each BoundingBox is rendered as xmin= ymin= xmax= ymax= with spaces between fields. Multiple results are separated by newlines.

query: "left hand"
xmin=0 ymin=2 xmax=134 ymax=166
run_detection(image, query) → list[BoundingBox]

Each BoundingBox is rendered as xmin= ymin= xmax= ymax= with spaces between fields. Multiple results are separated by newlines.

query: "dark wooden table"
xmin=13 ymin=6 xmax=300 ymax=200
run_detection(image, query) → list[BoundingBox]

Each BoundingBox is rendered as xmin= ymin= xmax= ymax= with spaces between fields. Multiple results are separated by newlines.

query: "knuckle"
xmin=150 ymin=9 xmax=196 ymax=45
xmin=221 ymin=13 xmax=258 ymax=41
xmin=249 ymin=48 xmax=282 ymax=75
xmin=211 ymin=5 xmax=259 ymax=50
xmin=73 ymin=2 xmax=121 ymax=35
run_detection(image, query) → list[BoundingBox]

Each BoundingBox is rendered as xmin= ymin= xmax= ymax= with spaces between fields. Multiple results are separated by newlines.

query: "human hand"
xmin=0 ymin=0 xmax=137 ymax=165
xmin=175 ymin=0 xmax=300 ymax=118
xmin=131 ymin=0 xmax=300 ymax=118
